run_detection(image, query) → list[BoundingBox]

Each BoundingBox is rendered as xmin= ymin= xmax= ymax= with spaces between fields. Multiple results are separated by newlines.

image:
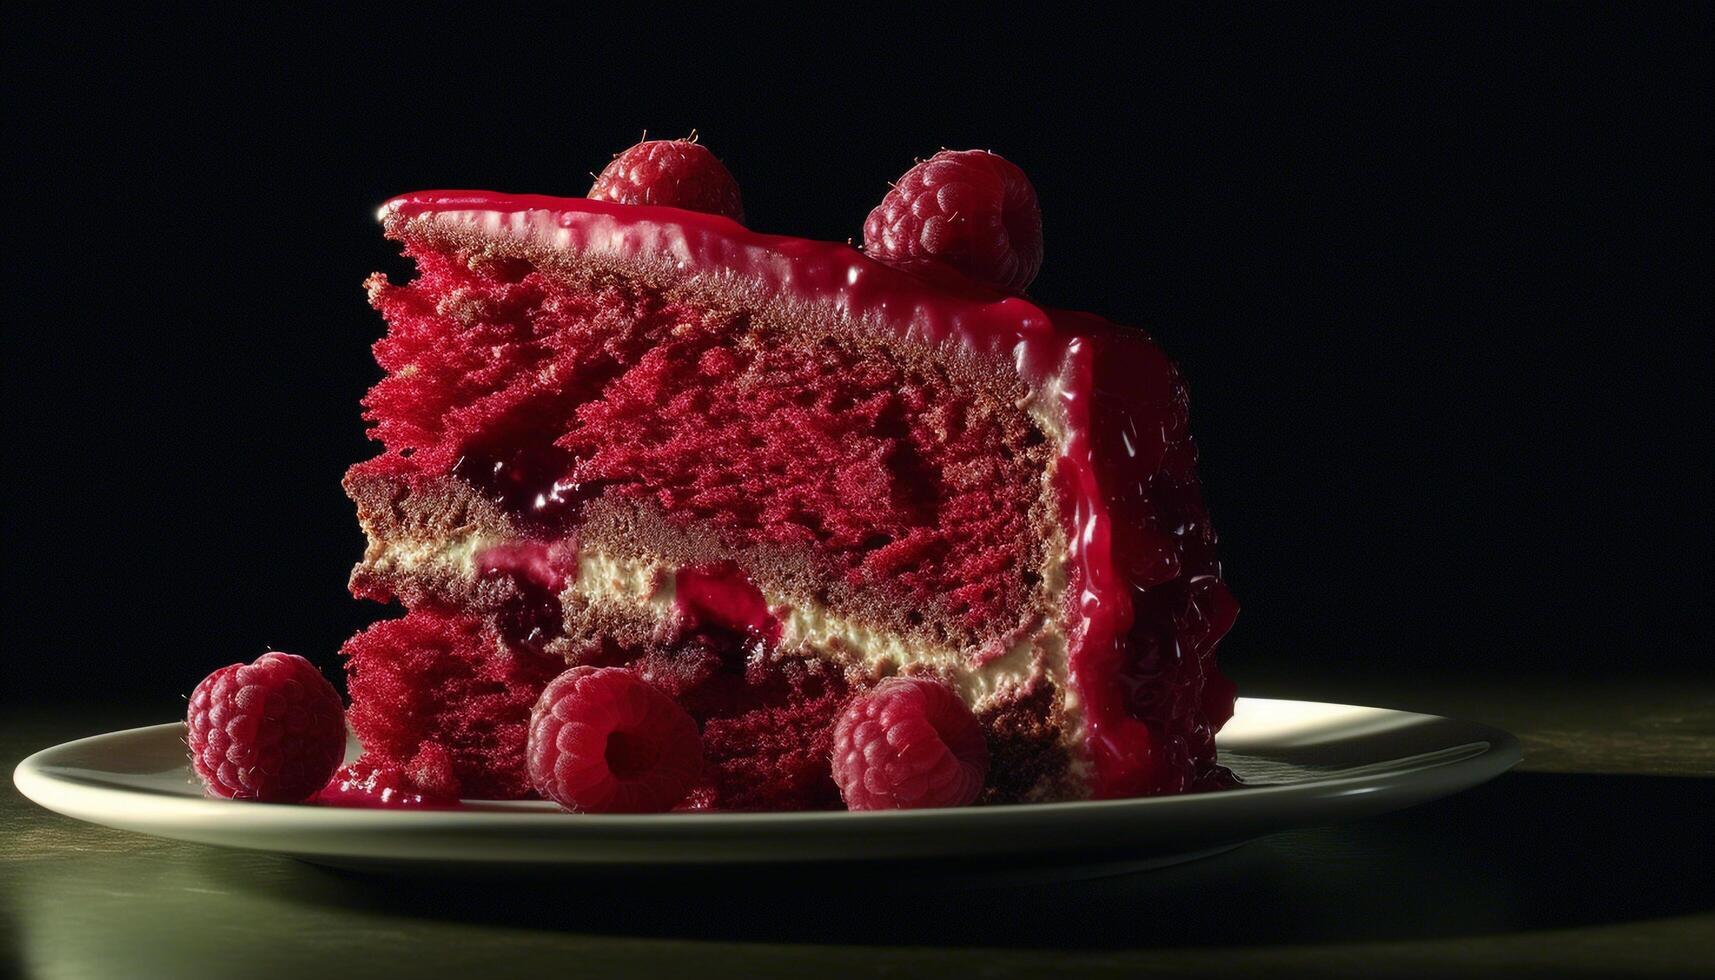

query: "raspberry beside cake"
xmin=339 ymin=143 xmax=1237 ymax=810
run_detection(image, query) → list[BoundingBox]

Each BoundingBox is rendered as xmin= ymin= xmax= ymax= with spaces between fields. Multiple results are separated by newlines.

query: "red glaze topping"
xmin=1053 ymin=311 xmax=1238 ymax=795
xmin=379 ymin=192 xmax=1065 ymax=381
xmin=378 ymin=191 xmax=1236 ymax=797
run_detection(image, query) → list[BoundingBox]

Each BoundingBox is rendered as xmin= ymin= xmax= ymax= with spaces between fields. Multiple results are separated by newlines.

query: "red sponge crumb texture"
xmin=526 ymin=666 xmax=704 ymax=813
xmin=361 ymin=242 xmax=1047 ymax=637
xmin=566 ymin=330 xmax=1044 ymax=632
xmin=696 ymin=655 xmax=855 ymax=810
xmin=186 ymin=652 xmax=346 ymax=802
xmin=341 ymin=609 xmax=565 ymax=800
xmin=830 ymin=676 xmax=989 ymax=810
xmin=358 ymin=244 xmax=698 ymax=480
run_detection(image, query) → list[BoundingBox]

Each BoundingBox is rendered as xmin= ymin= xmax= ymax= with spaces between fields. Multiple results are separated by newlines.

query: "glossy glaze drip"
xmin=311 ymin=766 xmax=460 ymax=809
xmin=1053 ymin=313 xmax=1237 ymax=796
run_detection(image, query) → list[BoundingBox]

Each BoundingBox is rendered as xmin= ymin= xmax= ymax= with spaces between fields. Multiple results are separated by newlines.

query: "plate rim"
xmin=14 ymin=696 xmax=1521 ymax=835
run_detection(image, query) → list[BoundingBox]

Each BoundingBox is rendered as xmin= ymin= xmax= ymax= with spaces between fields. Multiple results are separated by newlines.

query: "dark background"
xmin=3 ymin=7 xmax=1708 ymax=707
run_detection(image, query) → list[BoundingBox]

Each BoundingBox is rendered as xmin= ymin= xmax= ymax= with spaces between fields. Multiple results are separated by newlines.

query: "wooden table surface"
xmin=5 ymin=670 xmax=1712 ymax=979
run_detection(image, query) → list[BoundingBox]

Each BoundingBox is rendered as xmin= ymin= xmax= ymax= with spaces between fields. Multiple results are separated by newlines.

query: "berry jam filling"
xmin=452 ymin=442 xmax=605 ymax=538
xmin=674 ymin=562 xmax=781 ymax=647
xmin=475 ymin=540 xmax=576 ymax=652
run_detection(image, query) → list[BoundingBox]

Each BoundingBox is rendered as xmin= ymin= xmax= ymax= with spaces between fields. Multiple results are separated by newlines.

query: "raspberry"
xmin=588 ymin=137 xmax=744 ymax=222
xmin=185 ymin=652 xmax=346 ymax=802
xmin=862 ymin=149 xmax=1044 ymax=294
xmin=830 ymin=676 xmax=989 ymax=810
xmin=526 ymin=667 xmax=704 ymax=813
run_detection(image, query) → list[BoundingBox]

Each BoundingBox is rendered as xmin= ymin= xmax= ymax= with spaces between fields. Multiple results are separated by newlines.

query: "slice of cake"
xmin=339 ymin=140 xmax=1237 ymax=810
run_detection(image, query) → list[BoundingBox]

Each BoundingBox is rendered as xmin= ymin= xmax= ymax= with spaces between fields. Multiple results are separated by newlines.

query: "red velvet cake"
xmin=339 ymin=144 xmax=1237 ymax=810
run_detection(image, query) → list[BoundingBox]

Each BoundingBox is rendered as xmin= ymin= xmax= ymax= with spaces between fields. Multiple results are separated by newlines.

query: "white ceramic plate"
xmin=14 ymin=697 xmax=1518 ymax=874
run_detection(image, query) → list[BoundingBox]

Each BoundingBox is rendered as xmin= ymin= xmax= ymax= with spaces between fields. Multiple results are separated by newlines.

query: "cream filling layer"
xmin=365 ymin=531 xmax=1076 ymax=719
